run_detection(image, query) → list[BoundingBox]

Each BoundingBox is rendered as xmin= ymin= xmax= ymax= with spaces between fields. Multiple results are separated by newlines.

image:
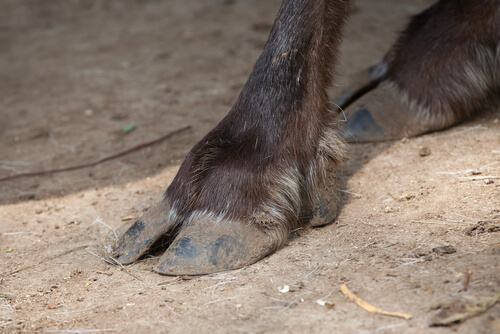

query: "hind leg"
xmin=335 ymin=0 xmax=500 ymax=142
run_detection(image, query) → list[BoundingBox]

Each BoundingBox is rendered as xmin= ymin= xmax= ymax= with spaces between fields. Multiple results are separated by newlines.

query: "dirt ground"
xmin=1 ymin=0 xmax=499 ymax=333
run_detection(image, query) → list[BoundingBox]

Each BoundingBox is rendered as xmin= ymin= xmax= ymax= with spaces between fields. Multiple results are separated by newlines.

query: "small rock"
xmin=288 ymin=282 xmax=304 ymax=292
xmin=278 ymin=285 xmax=290 ymax=293
xmin=401 ymin=193 xmax=415 ymax=200
xmin=432 ymin=245 xmax=456 ymax=255
xmin=418 ymin=146 xmax=431 ymax=157
xmin=316 ymin=300 xmax=335 ymax=309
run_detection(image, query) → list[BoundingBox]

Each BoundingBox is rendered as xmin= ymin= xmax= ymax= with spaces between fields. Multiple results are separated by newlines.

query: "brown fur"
xmin=162 ymin=0 xmax=350 ymax=247
xmin=163 ymin=0 xmax=499 ymax=243
xmin=384 ymin=0 xmax=500 ymax=129
xmin=114 ymin=0 xmax=500 ymax=272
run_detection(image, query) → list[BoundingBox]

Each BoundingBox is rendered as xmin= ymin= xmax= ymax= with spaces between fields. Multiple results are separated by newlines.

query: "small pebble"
xmin=418 ymin=146 xmax=431 ymax=157
xmin=484 ymin=179 xmax=494 ymax=185
xmin=432 ymin=245 xmax=456 ymax=255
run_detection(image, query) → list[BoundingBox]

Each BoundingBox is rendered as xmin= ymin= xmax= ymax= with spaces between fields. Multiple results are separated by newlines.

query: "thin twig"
xmin=1 ymin=245 xmax=88 ymax=277
xmin=2 ymin=232 xmax=34 ymax=236
xmin=106 ymin=254 xmax=146 ymax=283
xmin=339 ymin=189 xmax=362 ymax=198
xmin=0 ymin=126 xmax=191 ymax=182
xmin=36 ymin=329 xmax=117 ymax=333
xmin=205 ymin=295 xmax=242 ymax=305
xmin=0 ymin=321 xmax=15 ymax=327
xmin=436 ymin=161 xmax=500 ymax=175
xmin=158 ymin=298 xmax=176 ymax=314
xmin=430 ymin=291 xmax=500 ymax=326
xmin=0 ymin=160 xmax=30 ymax=166
xmin=304 ymin=265 xmax=319 ymax=278
xmin=463 ymin=270 xmax=472 ymax=292
xmin=341 ymin=284 xmax=412 ymax=320
xmin=100 ymin=230 xmax=147 ymax=282
xmin=457 ymin=176 xmax=499 ymax=182
xmin=91 ymin=217 xmax=118 ymax=241
xmin=412 ymin=220 xmax=476 ymax=226
xmin=86 ymin=250 xmax=118 ymax=267
xmin=54 ymin=307 xmax=96 ymax=315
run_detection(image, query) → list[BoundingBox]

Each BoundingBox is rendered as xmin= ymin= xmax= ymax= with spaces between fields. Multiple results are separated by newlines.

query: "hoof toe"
xmin=310 ymin=157 xmax=339 ymax=227
xmin=310 ymin=194 xmax=338 ymax=227
xmin=155 ymin=216 xmax=274 ymax=276
xmin=111 ymin=201 xmax=176 ymax=264
xmin=340 ymin=82 xmax=428 ymax=142
xmin=341 ymin=108 xmax=385 ymax=143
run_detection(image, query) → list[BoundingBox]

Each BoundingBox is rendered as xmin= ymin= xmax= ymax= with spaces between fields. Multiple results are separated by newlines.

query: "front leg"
xmin=112 ymin=0 xmax=350 ymax=275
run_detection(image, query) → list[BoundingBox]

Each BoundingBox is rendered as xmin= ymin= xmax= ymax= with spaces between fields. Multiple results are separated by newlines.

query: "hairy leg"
xmin=112 ymin=0 xmax=350 ymax=275
xmin=336 ymin=0 xmax=500 ymax=142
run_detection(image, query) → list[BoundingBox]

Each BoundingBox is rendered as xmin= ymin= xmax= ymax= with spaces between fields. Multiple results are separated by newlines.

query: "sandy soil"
xmin=1 ymin=0 xmax=499 ymax=333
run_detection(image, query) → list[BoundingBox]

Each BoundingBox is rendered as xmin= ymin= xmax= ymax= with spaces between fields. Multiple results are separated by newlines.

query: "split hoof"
xmin=112 ymin=205 xmax=278 ymax=276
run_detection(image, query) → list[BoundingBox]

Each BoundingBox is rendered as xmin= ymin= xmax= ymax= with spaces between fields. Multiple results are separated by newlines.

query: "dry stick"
xmin=463 ymin=270 xmax=472 ymax=291
xmin=430 ymin=292 xmax=500 ymax=326
xmin=102 ymin=231 xmax=146 ymax=282
xmin=457 ymin=175 xmax=499 ymax=181
xmin=0 ymin=126 xmax=191 ymax=182
xmin=1 ymin=245 xmax=88 ymax=277
xmin=411 ymin=220 xmax=476 ymax=226
xmin=107 ymin=254 xmax=146 ymax=283
xmin=340 ymin=284 xmax=412 ymax=320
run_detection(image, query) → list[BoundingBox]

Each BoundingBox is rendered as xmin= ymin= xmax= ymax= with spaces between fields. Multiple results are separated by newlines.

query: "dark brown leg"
xmin=112 ymin=0 xmax=350 ymax=275
xmin=335 ymin=0 xmax=500 ymax=142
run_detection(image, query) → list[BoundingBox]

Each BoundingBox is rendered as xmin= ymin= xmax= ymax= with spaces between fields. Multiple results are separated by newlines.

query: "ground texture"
xmin=1 ymin=0 xmax=499 ymax=333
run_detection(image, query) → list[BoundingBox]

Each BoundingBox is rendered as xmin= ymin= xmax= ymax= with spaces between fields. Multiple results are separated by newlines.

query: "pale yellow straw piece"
xmin=341 ymin=284 xmax=412 ymax=320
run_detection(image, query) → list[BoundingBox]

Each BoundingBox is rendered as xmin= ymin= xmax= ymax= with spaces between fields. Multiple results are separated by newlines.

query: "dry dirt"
xmin=1 ymin=0 xmax=499 ymax=333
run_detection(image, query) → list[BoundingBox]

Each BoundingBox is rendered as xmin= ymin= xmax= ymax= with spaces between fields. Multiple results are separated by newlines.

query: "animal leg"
xmin=335 ymin=0 xmax=500 ymax=142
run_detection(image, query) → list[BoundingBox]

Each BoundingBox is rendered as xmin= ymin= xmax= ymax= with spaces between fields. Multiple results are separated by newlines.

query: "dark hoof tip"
xmin=310 ymin=194 xmax=337 ymax=227
xmin=110 ymin=200 xmax=180 ymax=265
xmin=155 ymin=217 xmax=274 ymax=276
xmin=111 ymin=220 xmax=155 ymax=264
xmin=155 ymin=234 xmax=247 ymax=275
xmin=341 ymin=108 xmax=385 ymax=143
